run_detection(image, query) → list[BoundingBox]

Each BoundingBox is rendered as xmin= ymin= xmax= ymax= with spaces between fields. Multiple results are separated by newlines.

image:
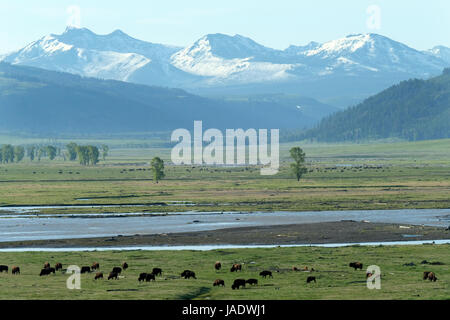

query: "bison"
xmin=181 ymin=270 xmax=196 ymax=279
xmin=230 ymin=264 xmax=242 ymax=272
xmin=39 ymin=268 xmax=53 ymax=276
xmin=0 ymin=265 xmax=8 ymax=273
xmin=427 ymin=272 xmax=437 ymax=282
xmin=91 ymin=262 xmax=100 ymax=270
xmin=152 ymin=268 xmax=162 ymax=276
xmin=349 ymin=262 xmax=363 ymax=270
xmin=55 ymin=263 xmax=63 ymax=271
xmin=145 ymin=273 xmax=156 ymax=282
xmin=292 ymin=266 xmax=299 ymax=272
xmin=213 ymin=279 xmax=225 ymax=287
xmin=259 ymin=270 xmax=273 ymax=278
xmin=246 ymin=278 xmax=258 ymax=286
xmin=112 ymin=267 xmax=122 ymax=274
xmin=231 ymin=279 xmax=246 ymax=290
xmin=12 ymin=266 xmax=20 ymax=275
xmin=306 ymin=276 xmax=316 ymax=284
xmin=108 ymin=272 xmax=118 ymax=280
xmin=94 ymin=272 xmax=103 ymax=280
xmin=44 ymin=262 xmax=50 ymax=269
xmin=214 ymin=262 xmax=222 ymax=271
xmin=138 ymin=273 xmax=147 ymax=282
xmin=81 ymin=266 xmax=91 ymax=274
xmin=122 ymin=262 xmax=128 ymax=270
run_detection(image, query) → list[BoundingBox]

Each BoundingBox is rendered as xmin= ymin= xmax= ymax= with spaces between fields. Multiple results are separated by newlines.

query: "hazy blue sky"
xmin=1 ymin=0 xmax=449 ymax=54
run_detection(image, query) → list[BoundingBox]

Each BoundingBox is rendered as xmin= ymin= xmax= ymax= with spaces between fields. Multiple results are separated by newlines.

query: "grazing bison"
xmin=112 ymin=267 xmax=122 ymax=274
xmin=138 ymin=273 xmax=147 ymax=282
xmin=55 ymin=263 xmax=63 ymax=271
xmin=122 ymin=262 xmax=128 ymax=270
xmin=0 ymin=265 xmax=8 ymax=273
xmin=91 ymin=262 xmax=100 ymax=270
xmin=40 ymin=268 xmax=53 ymax=276
xmin=427 ymin=272 xmax=437 ymax=282
xmin=231 ymin=279 xmax=246 ymax=290
xmin=213 ymin=279 xmax=225 ymax=287
xmin=44 ymin=262 xmax=50 ymax=269
xmin=230 ymin=264 xmax=242 ymax=272
xmin=145 ymin=273 xmax=156 ymax=282
xmin=81 ymin=266 xmax=91 ymax=274
xmin=108 ymin=272 xmax=118 ymax=280
xmin=214 ymin=262 xmax=222 ymax=271
xmin=292 ymin=266 xmax=299 ymax=272
xmin=306 ymin=276 xmax=316 ymax=284
xmin=181 ymin=270 xmax=196 ymax=279
xmin=12 ymin=266 xmax=20 ymax=275
xmin=94 ymin=272 xmax=103 ymax=280
xmin=349 ymin=262 xmax=363 ymax=270
xmin=246 ymin=279 xmax=258 ymax=286
xmin=259 ymin=271 xmax=273 ymax=278
xmin=152 ymin=268 xmax=162 ymax=276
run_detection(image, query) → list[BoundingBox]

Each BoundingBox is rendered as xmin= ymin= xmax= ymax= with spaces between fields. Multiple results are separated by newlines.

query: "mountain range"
xmin=0 ymin=62 xmax=335 ymax=135
xmin=2 ymin=27 xmax=449 ymax=107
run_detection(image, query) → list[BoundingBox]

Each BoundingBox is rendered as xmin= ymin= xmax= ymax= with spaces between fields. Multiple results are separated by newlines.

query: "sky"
xmin=0 ymin=0 xmax=449 ymax=54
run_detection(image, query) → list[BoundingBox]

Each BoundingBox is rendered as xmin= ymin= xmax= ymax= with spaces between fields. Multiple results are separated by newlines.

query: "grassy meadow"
xmin=0 ymin=245 xmax=448 ymax=300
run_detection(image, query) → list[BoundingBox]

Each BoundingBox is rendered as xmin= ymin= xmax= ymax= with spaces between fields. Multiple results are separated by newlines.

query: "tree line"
xmin=0 ymin=143 xmax=108 ymax=165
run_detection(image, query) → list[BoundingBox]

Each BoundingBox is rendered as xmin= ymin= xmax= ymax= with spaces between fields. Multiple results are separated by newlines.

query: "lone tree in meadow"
xmin=150 ymin=157 xmax=165 ymax=183
xmin=290 ymin=147 xmax=307 ymax=182
xmin=101 ymin=144 xmax=109 ymax=161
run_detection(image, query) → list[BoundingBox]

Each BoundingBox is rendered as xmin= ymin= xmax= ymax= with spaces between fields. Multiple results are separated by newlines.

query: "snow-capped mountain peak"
xmin=1 ymin=29 xmax=448 ymax=102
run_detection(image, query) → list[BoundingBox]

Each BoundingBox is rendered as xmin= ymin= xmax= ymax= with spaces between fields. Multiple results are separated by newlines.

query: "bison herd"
xmin=0 ymin=259 xmax=440 ymax=292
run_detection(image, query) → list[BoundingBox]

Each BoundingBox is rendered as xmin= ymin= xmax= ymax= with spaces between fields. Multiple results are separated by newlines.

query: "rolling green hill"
xmin=303 ymin=68 xmax=450 ymax=142
xmin=0 ymin=63 xmax=333 ymax=135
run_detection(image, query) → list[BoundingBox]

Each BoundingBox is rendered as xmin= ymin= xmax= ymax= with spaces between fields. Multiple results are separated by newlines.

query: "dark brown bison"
xmin=80 ymin=266 xmax=91 ymax=274
xmin=91 ymin=262 xmax=100 ymax=270
xmin=423 ymin=271 xmax=431 ymax=280
xmin=112 ymin=267 xmax=122 ymax=274
xmin=152 ymin=268 xmax=162 ymax=276
xmin=213 ymin=279 xmax=225 ymax=287
xmin=40 ymin=268 xmax=53 ymax=276
xmin=246 ymin=278 xmax=258 ymax=286
xmin=181 ymin=270 xmax=196 ymax=279
xmin=94 ymin=272 xmax=103 ymax=280
xmin=215 ymin=262 xmax=222 ymax=271
xmin=108 ymin=272 xmax=118 ymax=280
xmin=349 ymin=262 xmax=363 ymax=270
xmin=292 ymin=266 xmax=299 ymax=271
xmin=231 ymin=279 xmax=246 ymax=290
xmin=366 ymin=272 xmax=373 ymax=279
xmin=138 ymin=273 xmax=147 ymax=282
xmin=145 ymin=273 xmax=156 ymax=282
xmin=427 ymin=272 xmax=437 ymax=282
xmin=55 ymin=263 xmax=63 ymax=271
xmin=259 ymin=270 xmax=273 ymax=278
xmin=230 ymin=264 xmax=242 ymax=272
xmin=12 ymin=266 xmax=20 ymax=275
xmin=306 ymin=276 xmax=316 ymax=283
xmin=0 ymin=265 xmax=8 ymax=273
xmin=122 ymin=262 xmax=128 ymax=270
xmin=44 ymin=262 xmax=50 ymax=269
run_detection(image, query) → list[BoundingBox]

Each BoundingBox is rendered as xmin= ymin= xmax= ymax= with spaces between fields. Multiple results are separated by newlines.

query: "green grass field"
xmin=0 ymin=138 xmax=449 ymax=300
xmin=0 ymin=245 xmax=448 ymax=300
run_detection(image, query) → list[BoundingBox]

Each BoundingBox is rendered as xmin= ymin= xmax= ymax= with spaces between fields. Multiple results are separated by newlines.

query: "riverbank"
xmin=1 ymin=221 xmax=448 ymax=249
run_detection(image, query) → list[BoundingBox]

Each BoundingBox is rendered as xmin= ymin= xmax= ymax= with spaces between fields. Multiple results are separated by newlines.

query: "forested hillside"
xmin=302 ymin=69 xmax=450 ymax=142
